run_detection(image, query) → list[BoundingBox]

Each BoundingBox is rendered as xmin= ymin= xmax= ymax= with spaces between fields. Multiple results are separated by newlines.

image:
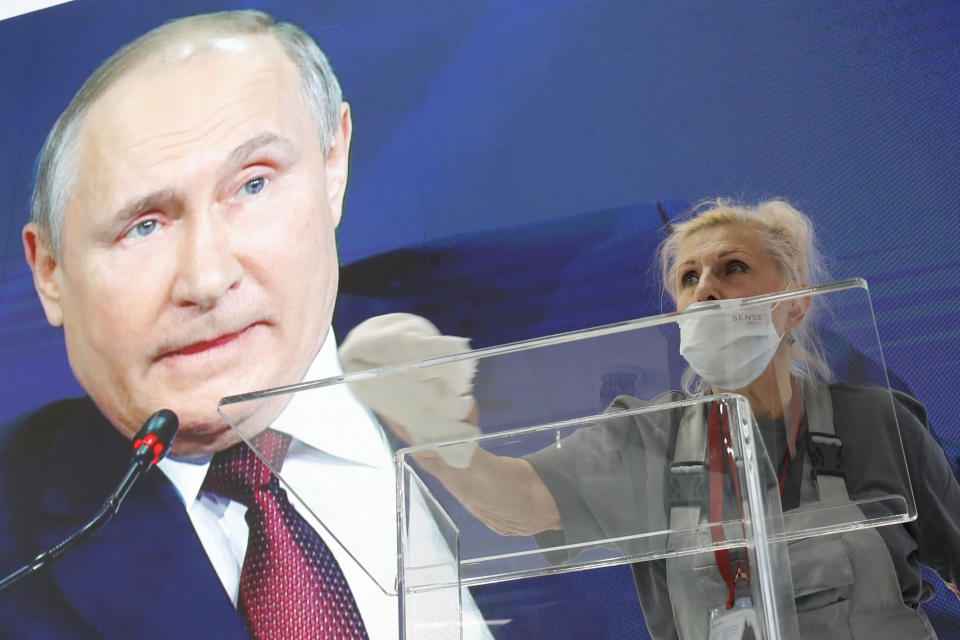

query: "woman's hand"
xmin=340 ymin=313 xmax=562 ymax=535
xmin=339 ymin=313 xmax=479 ymax=467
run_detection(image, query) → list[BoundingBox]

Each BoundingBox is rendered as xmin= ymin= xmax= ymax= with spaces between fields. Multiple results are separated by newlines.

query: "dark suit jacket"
xmin=0 ymin=397 xmax=249 ymax=639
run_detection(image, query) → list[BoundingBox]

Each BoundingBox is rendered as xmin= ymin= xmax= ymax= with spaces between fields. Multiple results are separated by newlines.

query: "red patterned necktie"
xmin=202 ymin=430 xmax=369 ymax=640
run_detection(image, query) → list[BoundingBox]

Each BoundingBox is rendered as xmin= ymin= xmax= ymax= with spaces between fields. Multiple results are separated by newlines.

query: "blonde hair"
xmin=658 ymin=198 xmax=833 ymax=391
xmin=30 ymin=10 xmax=343 ymax=256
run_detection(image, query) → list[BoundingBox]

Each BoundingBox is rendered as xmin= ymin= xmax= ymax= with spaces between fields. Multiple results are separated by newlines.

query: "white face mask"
xmin=677 ymin=300 xmax=784 ymax=390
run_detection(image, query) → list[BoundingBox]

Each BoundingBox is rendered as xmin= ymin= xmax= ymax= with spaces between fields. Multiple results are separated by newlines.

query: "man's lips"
xmin=159 ymin=324 xmax=259 ymax=359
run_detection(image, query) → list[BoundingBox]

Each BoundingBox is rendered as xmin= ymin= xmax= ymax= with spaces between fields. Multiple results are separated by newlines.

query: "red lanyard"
xmin=778 ymin=375 xmax=803 ymax=496
xmin=708 ymin=375 xmax=803 ymax=609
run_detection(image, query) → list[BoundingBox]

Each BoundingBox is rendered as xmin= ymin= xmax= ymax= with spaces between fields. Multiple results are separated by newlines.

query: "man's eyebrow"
xmin=111 ymin=134 xmax=298 ymax=223
xmin=114 ymin=188 xmax=179 ymax=224
xmin=221 ymin=132 xmax=299 ymax=176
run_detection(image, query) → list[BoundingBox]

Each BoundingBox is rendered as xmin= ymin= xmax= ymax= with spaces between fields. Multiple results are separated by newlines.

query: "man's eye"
xmin=125 ymin=219 xmax=159 ymax=240
xmin=241 ymin=176 xmax=267 ymax=196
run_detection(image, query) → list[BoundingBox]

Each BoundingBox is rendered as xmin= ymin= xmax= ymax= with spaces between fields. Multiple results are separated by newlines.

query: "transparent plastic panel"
xmin=397 ymin=393 xmax=800 ymax=639
xmin=398 ymin=466 xmax=463 ymax=638
xmin=217 ymin=278 xmax=913 ymax=639
xmin=393 ymin=395 xmax=779 ymax=582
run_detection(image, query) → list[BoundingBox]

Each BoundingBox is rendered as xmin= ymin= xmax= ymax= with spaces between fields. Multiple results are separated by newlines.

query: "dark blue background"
xmin=0 ymin=0 xmax=957 ymax=636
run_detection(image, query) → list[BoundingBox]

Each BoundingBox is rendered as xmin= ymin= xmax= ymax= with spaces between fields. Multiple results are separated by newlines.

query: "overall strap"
xmin=668 ymin=403 xmax=710 ymax=533
xmin=797 ymin=378 xmax=848 ymax=503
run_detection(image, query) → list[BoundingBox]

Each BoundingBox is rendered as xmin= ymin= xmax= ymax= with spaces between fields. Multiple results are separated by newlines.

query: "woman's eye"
xmin=241 ymin=176 xmax=267 ymax=196
xmin=125 ymin=219 xmax=158 ymax=240
xmin=680 ymin=271 xmax=699 ymax=287
xmin=726 ymin=260 xmax=748 ymax=274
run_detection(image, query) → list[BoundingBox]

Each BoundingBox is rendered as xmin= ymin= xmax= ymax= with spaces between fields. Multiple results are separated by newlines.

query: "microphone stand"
xmin=0 ymin=409 xmax=178 ymax=593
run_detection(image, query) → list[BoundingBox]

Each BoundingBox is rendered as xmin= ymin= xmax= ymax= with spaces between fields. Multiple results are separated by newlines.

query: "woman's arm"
xmin=387 ymin=415 xmax=562 ymax=536
xmin=412 ymin=446 xmax=562 ymax=536
xmin=340 ymin=314 xmax=564 ymax=536
xmin=896 ymin=398 xmax=960 ymax=589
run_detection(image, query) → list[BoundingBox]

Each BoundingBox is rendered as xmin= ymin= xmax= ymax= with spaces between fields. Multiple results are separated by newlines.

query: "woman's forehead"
xmin=677 ymin=223 xmax=764 ymax=262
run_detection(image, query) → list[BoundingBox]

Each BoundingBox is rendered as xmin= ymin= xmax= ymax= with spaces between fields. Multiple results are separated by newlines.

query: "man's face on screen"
xmin=30 ymin=35 xmax=350 ymax=456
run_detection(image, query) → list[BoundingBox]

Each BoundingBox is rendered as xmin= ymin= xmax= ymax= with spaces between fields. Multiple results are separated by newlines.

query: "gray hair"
xmin=658 ymin=198 xmax=834 ymax=393
xmin=30 ymin=9 xmax=343 ymax=255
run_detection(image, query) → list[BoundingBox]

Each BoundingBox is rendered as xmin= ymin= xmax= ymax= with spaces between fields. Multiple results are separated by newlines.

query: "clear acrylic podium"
xmin=218 ymin=279 xmax=916 ymax=639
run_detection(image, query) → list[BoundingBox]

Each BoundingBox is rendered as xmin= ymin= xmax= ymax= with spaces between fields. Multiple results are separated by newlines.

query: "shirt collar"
xmin=158 ymin=328 xmax=390 ymax=504
xmin=269 ymin=331 xmax=390 ymax=468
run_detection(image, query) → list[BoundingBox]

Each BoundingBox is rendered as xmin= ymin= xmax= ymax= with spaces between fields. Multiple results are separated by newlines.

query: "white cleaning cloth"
xmin=339 ymin=313 xmax=479 ymax=467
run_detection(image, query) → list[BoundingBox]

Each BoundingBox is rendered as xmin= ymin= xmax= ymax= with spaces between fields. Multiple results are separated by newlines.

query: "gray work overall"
xmin=664 ymin=380 xmax=936 ymax=639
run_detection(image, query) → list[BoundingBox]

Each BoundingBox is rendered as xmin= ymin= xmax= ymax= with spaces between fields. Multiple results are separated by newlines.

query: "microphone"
xmin=132 ymin=409 xmax=180 ymax=467
xmin=0 ymin=409 xmax=179 ymax=593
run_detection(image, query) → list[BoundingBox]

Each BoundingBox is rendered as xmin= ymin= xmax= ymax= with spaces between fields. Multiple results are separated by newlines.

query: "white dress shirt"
xmin=158 ymin=331 xmax=491 ymax=640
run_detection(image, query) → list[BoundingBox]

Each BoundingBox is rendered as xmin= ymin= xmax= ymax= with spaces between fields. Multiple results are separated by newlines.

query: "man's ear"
xmin=324 ymin=102 xmax=353 ymax=228
xmin=23 ymin=223 xmax=64 ymax=327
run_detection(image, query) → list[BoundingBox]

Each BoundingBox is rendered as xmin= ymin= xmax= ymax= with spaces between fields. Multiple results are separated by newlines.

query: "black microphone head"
xmin=132 ymin=409 xmax=179 ymax=466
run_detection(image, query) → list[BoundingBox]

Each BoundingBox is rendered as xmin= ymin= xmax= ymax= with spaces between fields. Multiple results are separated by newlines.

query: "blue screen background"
xmin=0 ymin=0 xmax=956 ymax=636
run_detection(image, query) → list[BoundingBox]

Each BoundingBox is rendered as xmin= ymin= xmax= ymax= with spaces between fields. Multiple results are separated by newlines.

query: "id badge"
xmin=708 ymin=597 xmax=760 ymax=640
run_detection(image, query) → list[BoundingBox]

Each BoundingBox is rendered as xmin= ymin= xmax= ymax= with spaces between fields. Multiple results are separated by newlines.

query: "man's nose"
xmin=172 ymin=212 xmax=242 ymax=311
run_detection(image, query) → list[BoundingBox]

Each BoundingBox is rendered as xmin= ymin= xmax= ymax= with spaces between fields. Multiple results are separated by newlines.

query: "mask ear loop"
xmin=773 ymin=287 xmax=802 ymax=347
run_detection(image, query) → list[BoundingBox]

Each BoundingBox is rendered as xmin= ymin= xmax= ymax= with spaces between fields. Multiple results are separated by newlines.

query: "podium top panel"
xmin=218 ymin=279 xmax=917 ymax=592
